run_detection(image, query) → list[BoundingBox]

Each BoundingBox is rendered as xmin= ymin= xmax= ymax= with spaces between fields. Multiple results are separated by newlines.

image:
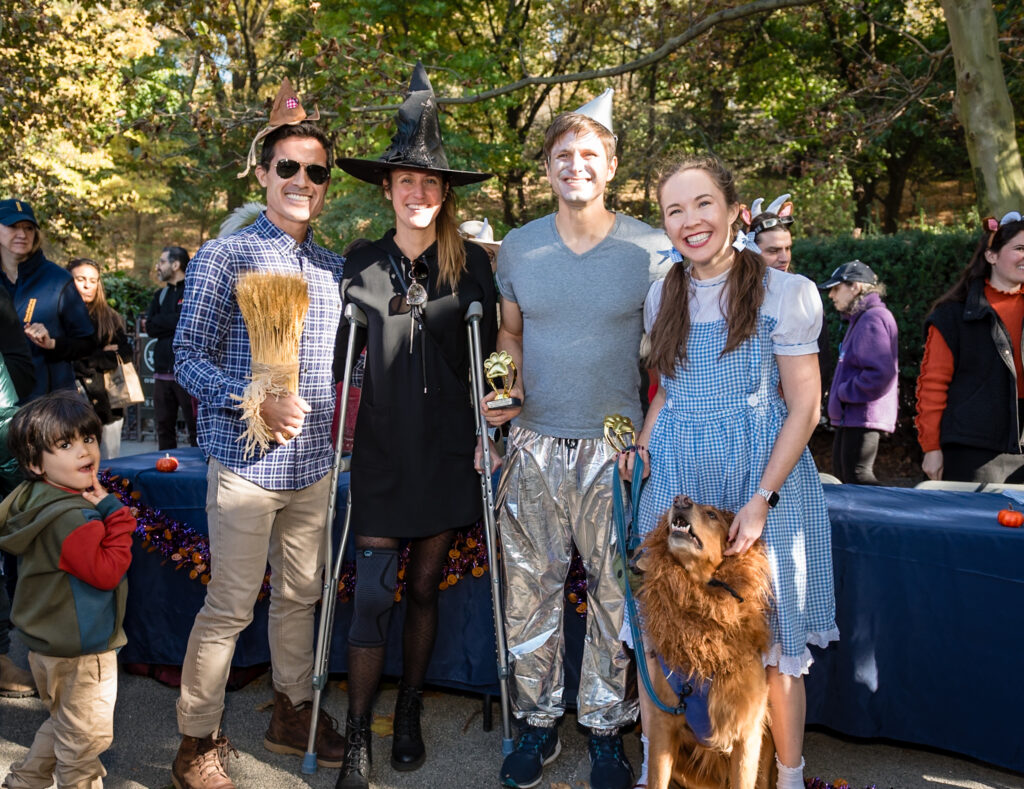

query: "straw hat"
xmin=238 ymin=78 xmax=321 ymax=178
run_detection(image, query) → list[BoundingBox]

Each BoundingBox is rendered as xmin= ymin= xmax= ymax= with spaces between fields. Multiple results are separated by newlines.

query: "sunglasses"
xmin=274 ymin=159 xmax=331 ymax=185
xmin=751 ymin=215 xmax=794 ymax=235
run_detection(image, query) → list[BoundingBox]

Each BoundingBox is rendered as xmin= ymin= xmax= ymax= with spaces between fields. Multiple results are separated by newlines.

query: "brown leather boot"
xmin=0 ymin=654 xmax=36 ymax=698
xmin=264 ymin=689 xmax=345 ymax=768
xmin=171 ymin=734 xmax=237 ymax=789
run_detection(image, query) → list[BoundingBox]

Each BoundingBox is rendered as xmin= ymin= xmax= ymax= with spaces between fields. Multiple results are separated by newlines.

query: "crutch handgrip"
xmin=465 ymin=301 xmax=483 ymax=322
xmin=346 ymin=302 xmax=368 ymax=328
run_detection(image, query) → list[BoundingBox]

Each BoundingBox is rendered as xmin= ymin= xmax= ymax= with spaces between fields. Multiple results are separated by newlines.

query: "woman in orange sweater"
xmin=916 ymin=212 xmax=1024 ymax=482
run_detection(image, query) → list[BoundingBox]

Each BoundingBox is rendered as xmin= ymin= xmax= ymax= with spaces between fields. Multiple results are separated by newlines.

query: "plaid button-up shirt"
xmin=174 ymin=212 xmax=344 ymax=490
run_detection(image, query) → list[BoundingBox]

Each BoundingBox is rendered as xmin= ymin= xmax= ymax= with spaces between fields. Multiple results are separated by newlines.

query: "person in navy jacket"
xmin=0 ymin=200 xmax=95 ymax=403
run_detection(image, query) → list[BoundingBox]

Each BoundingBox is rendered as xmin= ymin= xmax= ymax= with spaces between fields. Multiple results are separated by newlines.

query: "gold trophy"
xmin=602 ymin=414 xmax=636 ymax=452
xmin=484 ymin=351 xmax=522 ymax=409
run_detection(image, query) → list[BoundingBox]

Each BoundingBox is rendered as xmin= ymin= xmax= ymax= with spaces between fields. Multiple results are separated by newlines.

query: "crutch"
xmin=302 ymin=302 xmax=367 ymax=774
xmin=465 ymin=301 xmax=515 ymax=755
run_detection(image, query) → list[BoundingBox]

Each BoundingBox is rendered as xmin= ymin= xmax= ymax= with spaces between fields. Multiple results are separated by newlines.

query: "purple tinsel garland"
xmin=100 ymin=470 xmax=589 ymax=611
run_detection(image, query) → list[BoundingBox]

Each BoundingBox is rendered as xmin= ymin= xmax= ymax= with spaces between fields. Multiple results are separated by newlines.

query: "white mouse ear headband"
xmin=748 ymin=193 xmax=794 ymax=237
xmin=984 ymin=211 xmax=1023 ymax=247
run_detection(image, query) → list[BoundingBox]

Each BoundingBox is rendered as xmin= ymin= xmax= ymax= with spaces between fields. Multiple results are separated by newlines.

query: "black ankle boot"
xmin=336 ymin=713 xmax=371 ymax=789
xmin=390 ymin=683 xmax=425 ymax=771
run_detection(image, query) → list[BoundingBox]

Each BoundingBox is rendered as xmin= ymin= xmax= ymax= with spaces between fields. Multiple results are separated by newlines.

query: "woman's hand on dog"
xmin=616 ymin=446 xmax=650 ymax=482
xmin=724 ymin=495 xmax=768 ymax=555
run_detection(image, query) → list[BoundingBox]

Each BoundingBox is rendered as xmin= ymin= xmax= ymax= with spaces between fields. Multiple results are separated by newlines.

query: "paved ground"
xmin=2 ymin=643 xmax=1023 ymax=789
xmin=2 ymin=437 xmax=1023 ymax=788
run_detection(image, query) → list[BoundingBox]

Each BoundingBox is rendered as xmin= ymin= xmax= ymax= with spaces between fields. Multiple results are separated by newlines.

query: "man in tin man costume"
xmin=482 ymin=89 xmax=670 ymax=789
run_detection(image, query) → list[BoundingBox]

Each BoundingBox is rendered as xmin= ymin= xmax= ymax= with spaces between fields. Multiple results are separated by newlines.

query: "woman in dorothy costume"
xmin=623 ymin=154 xmax=838 ymax=789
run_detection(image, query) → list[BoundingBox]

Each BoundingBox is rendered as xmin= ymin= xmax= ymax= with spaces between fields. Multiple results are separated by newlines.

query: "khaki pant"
xmin=4 ymin=650 xmax=117 ymax=789
xmin=176 ymin=458 xmax=331 ymax=737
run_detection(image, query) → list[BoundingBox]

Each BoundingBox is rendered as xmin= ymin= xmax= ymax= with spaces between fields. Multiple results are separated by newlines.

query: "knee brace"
xmin=349 ymin=548 xmax=399 ymax=648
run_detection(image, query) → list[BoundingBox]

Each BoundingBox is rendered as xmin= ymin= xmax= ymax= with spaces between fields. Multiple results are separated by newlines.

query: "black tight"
xmin=346 ymin=529 xmax=455 ymax=717
xmin=832 ymin=427 xmax=881 ymax=485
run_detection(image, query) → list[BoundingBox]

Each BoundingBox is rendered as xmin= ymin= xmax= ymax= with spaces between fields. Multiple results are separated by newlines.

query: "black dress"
xmin=337 ymin=231 xmax=497 ymax=538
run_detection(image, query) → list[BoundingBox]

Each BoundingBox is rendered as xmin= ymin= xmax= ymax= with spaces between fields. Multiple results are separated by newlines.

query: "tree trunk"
xmin=940 ymin=0 xmax=1024 ymax=216
xmin=882 ymin=136 xmax=922 ymax=234
xmin=853 ymin=177 xmax=877 ymax=231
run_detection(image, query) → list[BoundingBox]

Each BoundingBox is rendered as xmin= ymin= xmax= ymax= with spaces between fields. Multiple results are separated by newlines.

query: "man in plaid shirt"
xmin=169 ymin=83 xmax=345 ymax=789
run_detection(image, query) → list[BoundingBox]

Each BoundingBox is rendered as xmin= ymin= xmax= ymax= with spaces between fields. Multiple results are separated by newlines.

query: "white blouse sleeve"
xmin=644 ymin=278 xmax=665 ymax=334
xmin=770 ymin=273 xmax=822 ymax=356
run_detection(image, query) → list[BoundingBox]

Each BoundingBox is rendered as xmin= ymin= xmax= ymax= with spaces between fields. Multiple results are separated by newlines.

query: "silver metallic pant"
xmin=497 ymin=425 xmax=638 ymax=730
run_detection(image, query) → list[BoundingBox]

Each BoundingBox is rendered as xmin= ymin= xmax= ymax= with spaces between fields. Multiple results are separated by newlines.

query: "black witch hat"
xmin=337 ymin=62 xmax=492 ymax=187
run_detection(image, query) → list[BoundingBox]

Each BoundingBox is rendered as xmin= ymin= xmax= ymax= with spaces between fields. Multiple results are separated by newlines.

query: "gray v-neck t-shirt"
xmin=496 ymin=212 xmax=671 ymax=438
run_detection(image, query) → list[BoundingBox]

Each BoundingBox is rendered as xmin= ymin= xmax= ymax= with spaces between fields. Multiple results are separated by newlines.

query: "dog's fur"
xmin=635 ymin=495 xmax=774 ymax=789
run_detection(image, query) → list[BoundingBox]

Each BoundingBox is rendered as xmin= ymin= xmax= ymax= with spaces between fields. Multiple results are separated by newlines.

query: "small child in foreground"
xmin=0 ymin=392 xmax=135 ymax=789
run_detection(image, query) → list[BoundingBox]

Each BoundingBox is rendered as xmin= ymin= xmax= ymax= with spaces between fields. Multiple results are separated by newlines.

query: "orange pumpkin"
xmin=155 ymin=454 xmax=179 ymax=473
xmin=997 ymin=508 xmax=1024 ymax=528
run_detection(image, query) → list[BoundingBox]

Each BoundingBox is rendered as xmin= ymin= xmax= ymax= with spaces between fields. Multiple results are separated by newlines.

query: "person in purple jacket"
xmin=818 ymin=260 xmax=898 ymax=484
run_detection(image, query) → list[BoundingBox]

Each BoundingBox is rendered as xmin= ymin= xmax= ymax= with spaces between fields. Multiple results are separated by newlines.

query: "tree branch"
xmin=351 ymin=0 xmax=817 ymax=112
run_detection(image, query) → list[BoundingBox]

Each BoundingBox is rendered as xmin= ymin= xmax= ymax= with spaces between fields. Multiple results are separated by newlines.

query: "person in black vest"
xmin=916 ymin=212 xmax=1024 ymax=482
xmin=146 ymin=246 xmax=196 ymax=449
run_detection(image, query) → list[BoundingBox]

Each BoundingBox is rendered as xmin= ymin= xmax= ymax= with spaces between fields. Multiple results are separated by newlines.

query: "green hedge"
xmin=102 ymin=270 xmax=154 ymax=323
xmin=792 ymin=229 xmax=979 ymax=433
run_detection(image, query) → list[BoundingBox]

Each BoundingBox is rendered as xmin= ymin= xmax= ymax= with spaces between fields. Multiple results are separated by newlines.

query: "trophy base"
xmin=486 ymin=397 xmax=522 ymax=410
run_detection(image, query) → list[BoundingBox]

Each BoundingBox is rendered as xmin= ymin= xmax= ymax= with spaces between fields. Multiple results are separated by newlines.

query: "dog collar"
xmin=707 ymin=577 xmax=744 ymax=602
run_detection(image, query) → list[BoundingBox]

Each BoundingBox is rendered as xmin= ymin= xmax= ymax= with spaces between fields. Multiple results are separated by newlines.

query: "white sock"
xmin=775 ymin=754 xmax=805 ymax=789
xmin=634 ymin=733 xmax=649 ymax=786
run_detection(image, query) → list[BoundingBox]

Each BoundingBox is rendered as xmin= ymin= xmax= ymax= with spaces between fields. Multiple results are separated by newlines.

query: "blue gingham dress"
xmin=638 ymin=267 xmax=839 ymax=676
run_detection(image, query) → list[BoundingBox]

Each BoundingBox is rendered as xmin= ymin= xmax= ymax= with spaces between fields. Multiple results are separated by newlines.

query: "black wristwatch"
xmin=757 ymin=487 xmax=779 ymax=508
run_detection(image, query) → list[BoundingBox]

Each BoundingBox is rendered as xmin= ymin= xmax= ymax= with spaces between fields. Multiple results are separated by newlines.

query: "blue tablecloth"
xmin=108 ymin=449 xmax=583 ymax=696
xmin=805 ymin=484 xmax=1024 ymax=773
xmin=107 ymin=450 xmax=1024 ymax=772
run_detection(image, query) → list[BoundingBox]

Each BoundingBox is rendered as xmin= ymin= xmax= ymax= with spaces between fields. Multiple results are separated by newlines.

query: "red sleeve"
xmin=58 ymin=505 xmax=136 ymax=591
xmin=915 ymin=325 xmax=954 ymax=453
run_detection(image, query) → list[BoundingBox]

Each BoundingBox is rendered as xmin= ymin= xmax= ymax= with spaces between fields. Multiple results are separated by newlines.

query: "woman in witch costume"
xmin=333 ymin=63 xmax=497 ymax=789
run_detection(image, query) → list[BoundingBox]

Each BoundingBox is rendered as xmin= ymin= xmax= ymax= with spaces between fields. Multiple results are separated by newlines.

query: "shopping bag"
xmin=104 ymin=360 xmax=145 ymax=408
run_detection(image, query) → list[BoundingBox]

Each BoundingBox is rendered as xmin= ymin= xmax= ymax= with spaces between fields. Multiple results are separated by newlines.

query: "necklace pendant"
xmin=406 ymin=282 xmax=428 ymax=307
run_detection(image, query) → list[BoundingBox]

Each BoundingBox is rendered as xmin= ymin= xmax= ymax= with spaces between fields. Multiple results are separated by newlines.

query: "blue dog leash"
xmin=611 ymin=452 xmax=692 ymax=717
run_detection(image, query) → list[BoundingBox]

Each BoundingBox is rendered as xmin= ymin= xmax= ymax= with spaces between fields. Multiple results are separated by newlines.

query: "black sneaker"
xmin=499 ymin=725 xmax=561 ymax=788
xmin=588 ymin=732 xmax=633 ymax=789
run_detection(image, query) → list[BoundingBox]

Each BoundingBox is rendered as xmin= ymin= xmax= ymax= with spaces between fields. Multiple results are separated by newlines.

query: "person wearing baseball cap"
xmin=818 ymin=259 xmax=878 ymax=289
xmin=0 ymin=200 xmax=38 ymax=228
xmin=818 ymin=260 xmax=898 ymax=484
xmin=0 ymin=199 xmax=95 ymax=404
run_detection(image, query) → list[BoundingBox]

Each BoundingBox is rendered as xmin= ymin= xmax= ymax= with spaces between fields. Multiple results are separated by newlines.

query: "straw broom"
xmin=232 ymin=271 xmax=310 ymax=457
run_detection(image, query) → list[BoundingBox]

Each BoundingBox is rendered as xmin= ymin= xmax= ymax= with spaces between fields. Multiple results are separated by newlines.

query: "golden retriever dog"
xmin=635 ymin=494 xmax=774 ymax=789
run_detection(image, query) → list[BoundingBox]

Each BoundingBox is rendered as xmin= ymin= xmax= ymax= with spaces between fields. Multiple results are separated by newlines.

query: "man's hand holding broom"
xmin=260 ymin=392 xmax=311 ymax=445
